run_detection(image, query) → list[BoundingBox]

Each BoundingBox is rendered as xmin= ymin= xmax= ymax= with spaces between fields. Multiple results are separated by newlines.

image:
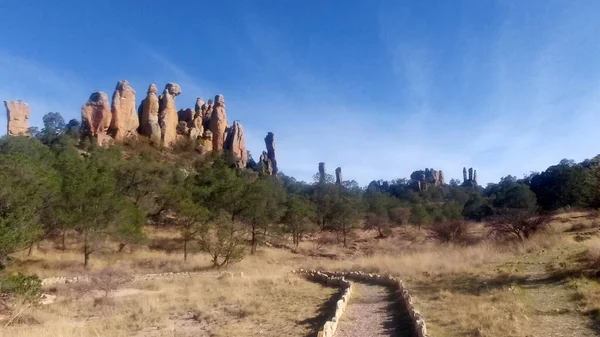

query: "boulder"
xmin=158 ymin=82 xmax=181 ymax=148
xmin=224 ymin=120 xmax=248 ymax=168
xmin=139 ymin=84 xmax=161 ymax=144
xmin=110 ymin=80 xmax=138 ymax=142
xmin=81 ymin=92 xmax=113 ymax=146
xmin=177 ymin=108 xmax=194 ymax=127
xmin=264 ymin=132 xmax=278 ymax=175
xmin=209 ymin=94 xmax=228 ymax=152
xmin=4 ymin=100 xmax=30 ymax=136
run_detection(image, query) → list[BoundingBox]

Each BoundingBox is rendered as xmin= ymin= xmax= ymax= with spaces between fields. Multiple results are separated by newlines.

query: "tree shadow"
xmin=383 ymin=288 xmax=416 ymax=337
xmin=297 ymin=285 xmax=344 ymax=337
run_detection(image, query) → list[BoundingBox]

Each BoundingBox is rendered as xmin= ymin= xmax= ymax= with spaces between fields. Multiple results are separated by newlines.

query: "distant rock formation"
xmin=259 ymin=151 xmax=273 ymax=175
xmin=418 ymin=173 xmax=427 ymax=191
xmin=197 ymin=130 xmax=213 ymax=155
xmin=81 ymin=92 xmax=112 ymax=146
xmin=110 ymin=80 xmax=138 ymax=142
xmin=139 ymin=84 xmax=161 ymax=144
xmin=462 ymin=167 xmax=478 ymax=187
xmin=224 ymin=121 xmax=247 ymax=168
xmin=318 ymin=162 xmax=326 ymax=183
xmin=158 ymin=83 xmax=181 ymax=148
xmin=5 ymin=80 xmax=263 ymax=174
xmin=4 ymin=100 xmax=30 ymax=136
xmin=335 ymin=167 xmax=342 ymax=185
xmin=264 ymin=132 xmax=278 ymax=175
xmin=208 ymin=94 xmax=228 ymax=152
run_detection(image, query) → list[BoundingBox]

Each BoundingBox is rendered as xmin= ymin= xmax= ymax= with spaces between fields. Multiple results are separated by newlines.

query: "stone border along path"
xmin=294 ymin=270 xmax=429 ymax=337
xmin=41 ymin=271 xmax=245 ymax=286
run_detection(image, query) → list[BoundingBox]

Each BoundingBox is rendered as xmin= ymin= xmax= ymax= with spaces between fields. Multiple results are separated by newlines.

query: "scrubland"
xmin=2 ymin=212 xmax=600 ymax=337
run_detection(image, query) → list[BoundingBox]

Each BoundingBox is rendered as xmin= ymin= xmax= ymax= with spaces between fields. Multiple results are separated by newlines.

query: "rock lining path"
xmin=334 ymin=282 xmax=415 ymax=337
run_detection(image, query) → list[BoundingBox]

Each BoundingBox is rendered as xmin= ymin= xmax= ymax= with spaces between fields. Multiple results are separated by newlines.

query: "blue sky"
xmin=2 ymin=0 xmax=600 ymax=186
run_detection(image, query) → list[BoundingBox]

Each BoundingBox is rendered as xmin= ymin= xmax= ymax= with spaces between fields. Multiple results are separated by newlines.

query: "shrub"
xmin=0 ymin=273 xmax=42 ymax=304
xmin=431 ymin=221 xmax=468 ymax=243
xmin=487 ymin=209 xmax=552 ymax=241
xmin=89 ymin=268 xmax=134 ymax=302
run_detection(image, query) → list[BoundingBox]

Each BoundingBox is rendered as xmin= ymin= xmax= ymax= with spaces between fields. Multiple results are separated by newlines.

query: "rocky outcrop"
xmin=224 ymin=121 xmax=247 ymax=168
xmin=197 ymin=130 xmax=213 ymax=155
xmin=81 ymin=92 xmax=112 ymax=146
xmin=139 ymin=84 xmax=161 ymax=144
xmin=259 ymin=151 xmax=273 ymax=175
xmin=462 ymin=167 xmax=478 ymax=187
xmin=209 ymin=94 xmax=228 ymax=152
xmin=110 ymin=80 xmax=138 ymax=142
xmin=264 ymin=132 xmax=278 ymax=175
xmin=158 ymin=83 xmax=181 ymax=148
xmin=319 ymin=162 xmax=326 ymax=183
xmin=4 ymin=100 xmax=30 ymax=136
xmin=335 ymin=167 xmax=342 ymax=185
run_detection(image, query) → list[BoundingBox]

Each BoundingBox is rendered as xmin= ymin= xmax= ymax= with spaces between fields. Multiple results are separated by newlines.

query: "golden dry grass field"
xmin=2 ymin=211 xmax=600 ymax=337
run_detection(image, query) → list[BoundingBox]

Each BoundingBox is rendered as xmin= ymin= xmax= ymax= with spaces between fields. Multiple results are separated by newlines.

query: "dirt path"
xmin=519 ymin=247 xmax=599 ymax=337
xmin=334 ymin=283 xmax=414 ymax=337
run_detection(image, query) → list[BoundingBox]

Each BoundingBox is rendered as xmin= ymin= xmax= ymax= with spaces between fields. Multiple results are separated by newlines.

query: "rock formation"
xmin=418 ymin=173 xmax=428 ymax=191
xmin=197 ymin=130 xmax=213 ymax=155
xmin=264 ymin=132 xmax=278 ymax=175
xmin=335 ymin=167 xmax=342 ymax=185
xmin=81 ymin=92 xmax=112 ymax=146
xmin=209 ymin=95 xmax=228 ymax=152
xmin=4 ymin=100 xmax=30 ymax=136
xmin=224 ymin=121 xmax=247 ymax=168
xmin=318 ymin=162 xmax=326 ymax=183
xmin=139 ymin=84 xmax=161 ymax=144
xmin=194 ymin=97 xmax=204 ymax=121
xmin=462 ymin=167 xmax=478 ymax=187
xmin=259 ymin=151 xmax=273 ymax=175
xmin=110 ymin=80 xmax=138 ymax=142
xmin=158 ymin=83 xmax=181 ymax=148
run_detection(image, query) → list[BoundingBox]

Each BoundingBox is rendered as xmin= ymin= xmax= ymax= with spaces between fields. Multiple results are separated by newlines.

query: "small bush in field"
xmin=89 ymin=268 xmax=134 ymax=302
xmin=431 ymin=221 xmax=468 ymax=243
xmin=0 ymin=273 xmax=42 ymax=305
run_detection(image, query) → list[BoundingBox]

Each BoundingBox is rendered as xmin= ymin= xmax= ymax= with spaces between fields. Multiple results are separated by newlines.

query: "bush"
xmin=487 ymin=209 xmax=552 ymax=241
xmin=0 ymin=273 xmax=42 ymax=304
xmin=431 ymin=221 xmax=468 ymax=243
xmin=89 ymin=268 xmax=134 ymax=302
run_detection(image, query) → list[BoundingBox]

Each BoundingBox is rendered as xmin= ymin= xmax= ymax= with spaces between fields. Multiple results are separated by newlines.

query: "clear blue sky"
xmin=2 ymin=0 xmax=600 ymax=185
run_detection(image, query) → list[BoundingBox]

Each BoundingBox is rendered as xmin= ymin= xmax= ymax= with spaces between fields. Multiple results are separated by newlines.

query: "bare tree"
xmin=487 ymin=209 xmax=552 ymax=241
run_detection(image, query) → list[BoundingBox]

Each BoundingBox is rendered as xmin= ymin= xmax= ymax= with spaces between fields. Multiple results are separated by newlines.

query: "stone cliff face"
xmin=110 ymin=80 xmax=138 ymax=142
xmin=4 ymin=100 xmax=30 ymax=136
xmin=81 ymin=92 xmax=112 ymax=146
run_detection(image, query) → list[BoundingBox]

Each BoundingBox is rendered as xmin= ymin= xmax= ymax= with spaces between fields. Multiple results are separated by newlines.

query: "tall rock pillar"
xmin=139 ymin=84 xmax=161 ymax=144
xmin=4 ymin=100 xmax=30 ymax=136
xmin=335 ymin=167 xmax=342 ymax=185
xmin=110 ymin=80 xmax=138 ymax=142
xmin=318 ymin=162 xmax=326 ymax=183
xmin=224 ymin=120 xmax=248 ymax=168
xmin=209 ymin=94 xmax=228 ymax=152
xmin=81 ymin=92 xmax=113 ymax=146
xmin=158 ymin=83 xmax=182 ymax=148
xmin=264 ymin=132 xmax=278 ymax=175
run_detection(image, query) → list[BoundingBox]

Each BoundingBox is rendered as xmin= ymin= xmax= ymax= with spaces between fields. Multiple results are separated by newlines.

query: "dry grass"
xmin=4 ymin=214 xmax=600 ymax=337
xmin=3 ymin=253 xmax=336 ymax=337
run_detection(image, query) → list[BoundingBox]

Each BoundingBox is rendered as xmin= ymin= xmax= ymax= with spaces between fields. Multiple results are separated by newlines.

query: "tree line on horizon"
xmin=2 ymin=111 xmax=600 ymax=275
